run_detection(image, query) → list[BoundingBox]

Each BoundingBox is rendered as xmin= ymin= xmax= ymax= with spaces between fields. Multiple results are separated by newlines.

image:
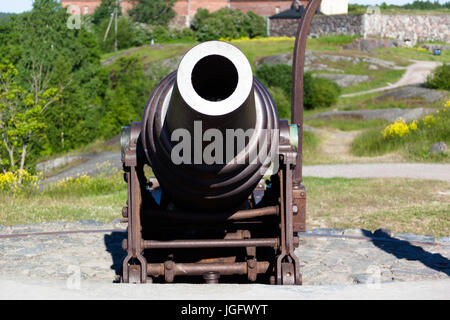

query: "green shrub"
xmin=256 ymin=64 xmax=291 ymax=94
xmin=98 ymin=17 xmax=142 ymax=53
xmin=42 ymin=164 xmax=123 ymax=198
xmin=267 ymin=86 xmax=290 ymax=119
xmin=305 ymin=74 xmax=341 ymax=110
xmin=352 ymin=103 xmax=450 ymax=161
xmin=192 ymin=8 xmax=267 ymax=41
xmin=426 ymin=64 xmax=450 ymax=91
xmin=135 ymin=25 xmax=195 ymax=43
xmin=256 ymin=64 xmax=341 ymax=112
xmin=128 ymin=0 xmax=176 ymax=26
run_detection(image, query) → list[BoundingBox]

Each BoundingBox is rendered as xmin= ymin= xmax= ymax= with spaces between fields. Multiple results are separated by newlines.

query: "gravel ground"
xmin=0 ymin=221 xmax=448 ymax=286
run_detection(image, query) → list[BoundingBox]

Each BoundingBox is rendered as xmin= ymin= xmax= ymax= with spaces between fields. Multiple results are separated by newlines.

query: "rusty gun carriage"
xmin=119 ymin=0 xmax=321 ymax=284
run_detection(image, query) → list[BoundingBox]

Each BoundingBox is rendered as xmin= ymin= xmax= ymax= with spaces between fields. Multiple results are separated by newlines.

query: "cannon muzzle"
xmin=141 ymin=41 xmax=279 ymax=210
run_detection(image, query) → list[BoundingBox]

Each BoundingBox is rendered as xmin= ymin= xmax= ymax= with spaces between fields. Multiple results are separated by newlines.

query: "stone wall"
xmin=270 ymin=14 xmax=363 ymax=38
xmin=363 ymin=14 xmax=450 ymax=46
xmin=270 ymin=14 xmax=450 ymax=46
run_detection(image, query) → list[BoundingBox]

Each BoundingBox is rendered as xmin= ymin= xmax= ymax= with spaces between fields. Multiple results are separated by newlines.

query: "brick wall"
xmin=62 ymin=0 xmax=133 ymax=15
xmin=230 ymin=1 xmax=308 ymax=17
xmin=173 ymin=0 xmax=229 ymax=27
xmin=62 ymin=0 xmax=312 ymax=26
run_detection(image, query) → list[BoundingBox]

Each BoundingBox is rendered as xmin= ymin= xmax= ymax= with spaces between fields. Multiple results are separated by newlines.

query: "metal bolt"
xmin=122 ymin=206 xmax=128 ymax=218
xmin=165 ymin=261 xmax=174 ymax=270
xmin=203 ymin=271 xmax=220 ymax=284
xmin=292 ymin=205 xmax=298 ymax=213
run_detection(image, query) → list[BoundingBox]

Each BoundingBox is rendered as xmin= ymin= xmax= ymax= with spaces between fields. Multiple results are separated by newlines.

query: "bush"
xmin=426 ymin=64 xmax=450 ymax=91
xmin=256 ymin=64 xmax=292 ymax=94
xmin=352 ymin=101 xmax=450 ymax=161
xmin=0 ymin=170 xmax=41 ymax=194
xmin=256 ymin=64 xmax=341 ymax=113
xmin=135 ymin=24 xmax=194 ymax=43
xmin=193 ymin=8 xmax=267 ymax=41
xmin=304 ymin=74 xmax=341 ymax=110
xmin=44 ymin=163 xmax=122 ymax=197
xmin=128 ymin=0 xmax=176 ymax=26
xmin=267 ymin=86 xmax=290 ymax=119
xmin=98 ymin=17 xmax=142 ymax=53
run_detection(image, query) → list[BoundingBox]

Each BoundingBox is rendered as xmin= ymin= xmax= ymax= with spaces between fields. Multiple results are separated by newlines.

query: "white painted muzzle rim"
xmin=176 ymin=41 xmax=253 ymax=116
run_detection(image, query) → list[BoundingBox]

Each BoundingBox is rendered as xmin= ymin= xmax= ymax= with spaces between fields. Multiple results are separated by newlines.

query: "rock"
xmin=36 ymin=155 xmax=86 ymax=174
xmin=316 ymin=53 xmax=397 ymax=69
xmin=343 ymin=229 xmax=372 ymax=237
xmin=394 ymin=233 xmax=435 ymax=243
xmin=312 ymin=73 xmax=370 ymax=87
xmin=375 ymin=85 xmax=445 ymax=103
xmin=437 ymin=237 xmax=450 ymax=245
xmin=429 ymin=142 xmax=448 ymax=156
xmin=311 ymin=228 xmax=345 ymax=235
xmin=256 ymin=52 xmax=294 ymax=67
xmin=419 ymin=44 xmax=450 ymax=53
xmin=305 ymin=64 xmax=343 ymax=73
xmin=343 ymin=38 xmax=400 ymax=52
xmin=16 ymin=246 xmax=44 ymax=256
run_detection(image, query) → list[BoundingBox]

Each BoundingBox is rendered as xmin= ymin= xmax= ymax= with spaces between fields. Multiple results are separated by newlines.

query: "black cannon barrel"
xmin=141 ymin=41 xmax=279 ymax=211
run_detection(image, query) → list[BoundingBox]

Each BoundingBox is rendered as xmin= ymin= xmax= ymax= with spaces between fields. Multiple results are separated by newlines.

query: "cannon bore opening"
xmin=191 ymin=55 xmax=238 ymax=102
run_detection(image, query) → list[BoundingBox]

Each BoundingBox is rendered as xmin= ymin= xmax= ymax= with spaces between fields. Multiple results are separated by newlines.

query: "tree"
xmin=128 ymin=0 xmax=176 ymax=26
xmin=15 ymin=0 xmax=102 ymax=156
xmin=0 ymin=63 xmax=58 ymax=178
xmin=92 ymin=0 xmax=122 ymax=25
xmin=98 ymin=16 xmax=142 ymax=53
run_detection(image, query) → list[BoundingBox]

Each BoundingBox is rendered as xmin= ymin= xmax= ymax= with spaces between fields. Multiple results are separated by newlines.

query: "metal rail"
xmin=141 ymin=238 xmax=279 ymax=249
xmin=0 ymin=229 xmax=443 ymax=248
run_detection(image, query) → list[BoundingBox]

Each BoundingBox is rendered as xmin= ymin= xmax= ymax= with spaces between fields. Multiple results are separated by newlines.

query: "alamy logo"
xmin=366 ymin=6 xmax=381 ymax=15
xmin=170 ymin=121 xmax=280 ymax=174
xmin=66 ymin=5 xmax=82 ymax=30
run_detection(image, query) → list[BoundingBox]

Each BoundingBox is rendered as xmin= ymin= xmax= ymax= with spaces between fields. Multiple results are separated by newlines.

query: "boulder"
xmin=429 ymin=142 xmax=448 ymax=155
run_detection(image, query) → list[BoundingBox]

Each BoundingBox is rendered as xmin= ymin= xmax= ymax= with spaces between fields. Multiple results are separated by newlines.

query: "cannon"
xmin=119 ymin=0 xmax=321 ymax=284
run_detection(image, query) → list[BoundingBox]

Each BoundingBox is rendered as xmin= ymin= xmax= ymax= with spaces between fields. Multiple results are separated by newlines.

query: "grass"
xmin=341 ymin=69 xmax=405 ymax=94
xmin=303 ymin=131 xmax=321 ymax=165
xmin=336 ymin=90 xmax=450 ymax=111
xmin=0 ymin=171 xmax=127 ymax=226
xmin=306 ymin=35 xmax=361 ymax=52
xmin=351 ymin=105 xmax=449 ymax=162
xmin=305 ymin=118 xmax=388 ymax=131
xmin=375 ymin=47 xmax=450 ymax=64
xmin=311 ymin=55 xmax=406 ymax=94
xmin=1 ymin=173 xmax=448 ymax=237
xmin=304 ymin=176 xmax=450 ymax=238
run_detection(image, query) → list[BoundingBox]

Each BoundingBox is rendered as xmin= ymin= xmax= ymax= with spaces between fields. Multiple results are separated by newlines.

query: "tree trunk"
xmin=18 ymin=139 xmax=28 ymax=184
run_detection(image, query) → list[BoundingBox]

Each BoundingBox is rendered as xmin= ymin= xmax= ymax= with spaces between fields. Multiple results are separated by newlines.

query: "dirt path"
xmin=303 ymin=126 xmax=450 ymax=181
xmin=342 ymin=60 xmax=441 ymax=98
xmin=305 ymin=125 xmax=403 ymax=164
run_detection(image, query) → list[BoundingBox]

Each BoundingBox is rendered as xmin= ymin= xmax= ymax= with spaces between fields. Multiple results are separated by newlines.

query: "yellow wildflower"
xmin=382 ymin=118 xmax=410 ymax=139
